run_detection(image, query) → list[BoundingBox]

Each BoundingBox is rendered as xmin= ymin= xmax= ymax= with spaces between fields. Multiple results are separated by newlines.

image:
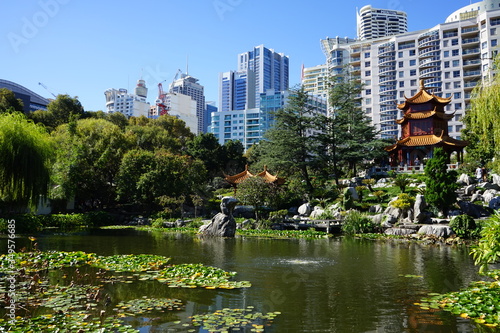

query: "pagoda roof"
xmin=225 ymin=165 xmax=285 ymax=186
xmin=398 ymin=80 xmax=451 ymax=110
xmin=395 ymin=108 xmax=455 ymax=124
xmin=256 ymin=166 xmax=286 ymax=185
xmin=385 ymin=134 xmax=468 ymax=152
xmin=224 ymin=165 xmax=254 ymax=185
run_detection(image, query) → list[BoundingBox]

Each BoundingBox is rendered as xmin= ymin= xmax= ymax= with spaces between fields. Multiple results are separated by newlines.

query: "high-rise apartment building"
xmin=104 ymin=79 xmax=150 ymax=118
xmin=169 ymin=74 xmax=206 ymax=133
xmin=302 ymin=64 xmax=329 ymax=99
xmin=237 ymin=45 xmax=289 ymax=108
xmin=210 ymin=45 xmax=291 ymax=149
xmin=357 ymin=5 xmax=408 ymax=40
xmin=321 ymin=0 xmax=500 ymax=140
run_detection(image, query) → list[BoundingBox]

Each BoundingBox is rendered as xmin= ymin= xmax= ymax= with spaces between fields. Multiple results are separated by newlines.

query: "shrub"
xmin=373 ymin=190 xmax=386 ymax=203
xmin=151 ymin=218 xmax=165 ymax=228
xmin=343 ymin=189 xmax=355 ymax=210
xmin=390 ymin=193 xmax=415 ymax=210
xmin=394 ymin=174 xmax=412 ymax=193
xmin=450 ymin=214 xmax=481 ymax=239
xmin=269 ymin=209 xmax=288 ymax=223
xmin=342 ymin=210 xmax=376 ymax=235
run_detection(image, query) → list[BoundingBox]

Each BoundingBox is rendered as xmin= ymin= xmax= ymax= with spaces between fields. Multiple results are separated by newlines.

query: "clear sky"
xmin=1 ymin=0 xmax=474 ymax=111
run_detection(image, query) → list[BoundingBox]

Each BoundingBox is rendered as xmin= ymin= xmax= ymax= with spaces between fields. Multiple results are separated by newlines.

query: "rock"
xmin=369 ymin=204 xmax=383 ymax=214
xmin=377 ymin=178 xmax=389 ymax=184
xmin=237 ymin=219 xmax=253 ymax=230
xmin=492 ymin=174 xmax=500 ymax=186
xmin=417 ymin=225 xmax=455 ymax=238
xmin=457 ymin=200 xmax=491 ymax=218
xmin=458 ymin=173 xmax=473 ymax=186
xmin=483 ymin=190 xmax=498 ymax=203
xmin=233 ymin=205 xmax=255 ymax=219
xmin=310 ymin=206 xmax=325 ymax=219
xmin=384 ymin=228 xmax=416 ymax=236
xmin=345 ymin=187 xmax=359 ymax=201
xmin=489 ymin=196 xmax=500 ymax=210
xmin=471 ymin=191 xmax=483 ymax=203
xmin=298 ymin=203 xmax=312 ymax=216
xmin=464 ymin=184 xmax=476 ymax=196
xmin=199 ymin=197 xmax=238 ymax=237
xmin=413 ymin=194 xmax=428 ymax=224
xmin=483 ymin=182 xmax=500 ymax=191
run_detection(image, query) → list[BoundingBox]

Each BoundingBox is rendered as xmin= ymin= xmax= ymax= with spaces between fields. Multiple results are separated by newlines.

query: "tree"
xmin=31 ymin=94 xmax=85 ymax=130
xmin=222 ymin=140 xmax=247 ymax=175
xmin=236 ymin=177 xmax=277 ymax=222
xmin=186 ymin=133 xmax=225 ymax=178
xmin=424 ymin=147 xmax=458 ymax=216
xmin=462 ymin=57 xmax=500 ymax=171
xmin=0 ymin=88 xmax=24 ymax=113
xmin=0 ymin=113 xmax=54 ymax=208
xmin=316 ymin=68 xmax=386 ymax=183
xmin=261 ymin=87 xmax=319 ymax=192
xmin=116 ymin=149 xmax=206 ymax=211
xmin=52 ymin=118 xmax=132 ymax=209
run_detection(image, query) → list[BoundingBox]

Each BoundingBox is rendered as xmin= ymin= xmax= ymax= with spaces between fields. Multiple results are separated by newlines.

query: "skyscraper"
xmin=104 ymin=79 xmax=150 ymax=118
xmin=169 ymin=74 xmax=206 ymax=133
xmin=357 ymin=5 xmax=408 ymax=40
xmin=237 ymin=45 xmax=289 ymax=107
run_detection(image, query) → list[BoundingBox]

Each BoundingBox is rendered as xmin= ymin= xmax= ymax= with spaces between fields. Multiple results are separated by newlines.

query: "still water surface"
xmin=2 ymin=229 xmax=488 ymax=332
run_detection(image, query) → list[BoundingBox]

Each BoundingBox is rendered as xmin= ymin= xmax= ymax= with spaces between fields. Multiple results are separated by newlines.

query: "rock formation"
xmin=199 ymin=197 xmax=238 ymax=237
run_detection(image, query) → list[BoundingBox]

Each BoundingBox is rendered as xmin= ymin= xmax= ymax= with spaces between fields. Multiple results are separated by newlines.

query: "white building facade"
xmin=104 ymin=79 xmax=150 ymax=118
xmin=357 ymin=5 xmax=408 ymax=40
xmin=321 ymin=0 xmax=500 ymax=140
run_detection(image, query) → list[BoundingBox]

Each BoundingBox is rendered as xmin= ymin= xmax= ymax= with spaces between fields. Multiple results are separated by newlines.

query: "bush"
xmin=151 ymin=218 xmax=165 ymax=228
xmin=269 ymin=209 xmax=288 ymax=223
xmin=342 ymin=210 xmax=376 ymax=235
xmin=450 ymin=214 xmax=481 ymax=239
xmin=391 ymin=193 xmax=415 ymax=210
xmin=343 ymin=190 xmax=355 ymax=210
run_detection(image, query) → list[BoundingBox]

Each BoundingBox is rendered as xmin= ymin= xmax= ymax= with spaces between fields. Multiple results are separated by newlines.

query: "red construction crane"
xmin=156 ymin=81 xmax=168 ymax=116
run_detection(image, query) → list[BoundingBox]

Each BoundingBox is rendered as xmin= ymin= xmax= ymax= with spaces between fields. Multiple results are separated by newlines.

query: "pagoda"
xmin=385 ymin=80 xmax=468 ymax=165
xmin=224 ymin=165 xmax=285 ymax=193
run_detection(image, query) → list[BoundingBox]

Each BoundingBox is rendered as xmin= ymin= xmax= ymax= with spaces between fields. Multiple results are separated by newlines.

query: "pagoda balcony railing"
xmin=462 ymin=37 xmax=480 ymax=44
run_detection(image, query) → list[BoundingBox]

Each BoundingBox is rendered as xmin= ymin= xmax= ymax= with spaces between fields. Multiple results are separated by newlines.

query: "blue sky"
xmin=1 ymin=0 xmax=473 ymax=111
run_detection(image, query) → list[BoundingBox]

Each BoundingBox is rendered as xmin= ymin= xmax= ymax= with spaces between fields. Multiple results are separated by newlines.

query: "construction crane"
xmin=38 ymin=82 xmax=57 ymax=98
xmin=156 ymin=80 xmax=168 ymax=116
xmin=169 ymin=69 xmax=183 ymax=91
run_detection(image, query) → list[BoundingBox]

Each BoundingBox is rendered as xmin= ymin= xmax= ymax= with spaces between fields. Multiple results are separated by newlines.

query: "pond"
xmin=0 ymin=229 xmax=489 ymax=332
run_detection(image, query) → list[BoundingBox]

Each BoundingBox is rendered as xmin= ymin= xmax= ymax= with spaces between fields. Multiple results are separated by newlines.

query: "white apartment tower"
xmin=321 ymin=0 xmax=500 ymax=140
xmin=357 ymin=5 xmax=408 ymax=40
xmin=104 ymin=79 xmax=150 ymax=118
xmin=169 ymin=74 xmax=206 ymax=133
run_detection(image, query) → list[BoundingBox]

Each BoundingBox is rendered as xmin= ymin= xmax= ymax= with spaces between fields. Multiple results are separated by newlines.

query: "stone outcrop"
xmin=298 ymin=203 xmax=312 ymax=216
xmin=417 ymin=225 xmax=455 ymax=238
xmin=199 ymin=197 xmax=238 ymax=237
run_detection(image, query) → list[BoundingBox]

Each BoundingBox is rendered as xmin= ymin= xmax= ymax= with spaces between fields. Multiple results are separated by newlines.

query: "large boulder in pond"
xmin=199 ymin=197 xmax=238 ymax=237
xmin=418 ymin=225 xmax=455 ymax=238
xmin=458 ymin=200 xmax=490 ymax=218
xmin=298 ymin=203 xmax=312 ymax=216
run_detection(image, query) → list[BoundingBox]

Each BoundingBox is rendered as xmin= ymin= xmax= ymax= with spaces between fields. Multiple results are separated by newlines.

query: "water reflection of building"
xmin=385 ymin=80 xmax=468 ymax=166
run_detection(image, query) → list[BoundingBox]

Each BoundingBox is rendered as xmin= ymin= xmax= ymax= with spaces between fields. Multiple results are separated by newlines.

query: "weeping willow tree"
xmin=462 ymin=57 xmax=500 ymax=171
xmin=0 ymin=112 xmax=54 ymax=209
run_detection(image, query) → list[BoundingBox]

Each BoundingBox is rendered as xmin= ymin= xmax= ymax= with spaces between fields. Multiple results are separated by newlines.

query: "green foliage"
xmin=341 ymin=210 xmax=375 ymax=235
xmin=424 ymin=148 xmax=458 ymax=215
xmin=269 ymin=209 xmax=288 ymax=222
xmin=343 ymin=189 xmax=355 ymax=210
xmin=0 ymin=113 xmax=54 ymax=208
xmin=394 ymin=173 xmax=412 ymax=193
xmin=471 ymin=211 xmax=500 ymax=274
xmin=355 ymin=186 xmax=367 ymax=202
xmin=236 ymin=177 xmax=278 ymax=221
xmin=450 ymin=214 xmax=481 ymax=239
xmin=0 ymin=88 xmax=24 ymax=113
xmin=390 ymin=193 xmax=415 ymax=210
xmin=373 ymin=190 xmax=386 ymax=203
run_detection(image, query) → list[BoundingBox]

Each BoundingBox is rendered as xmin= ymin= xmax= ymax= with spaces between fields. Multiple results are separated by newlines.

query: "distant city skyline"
xmin=2 ymin=1 xmax=475 ymax=112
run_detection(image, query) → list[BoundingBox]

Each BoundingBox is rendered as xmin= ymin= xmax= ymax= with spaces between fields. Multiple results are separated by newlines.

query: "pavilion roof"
xmin=395 ymin=108 xmax=455 ymax=124
xmin=225 ymin=165 xmax=285 ymax=186
xmin=385 ymin=134 xmax=468 ymax=152
xmin=397 ymin=80 xmax=451 ymax=110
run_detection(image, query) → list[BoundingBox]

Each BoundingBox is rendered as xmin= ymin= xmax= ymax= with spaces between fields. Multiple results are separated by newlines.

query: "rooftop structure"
xmin=0 ymin=79 xmax=50 ymax=112
xmin=357 ymin=5 xmax=408 ymax=40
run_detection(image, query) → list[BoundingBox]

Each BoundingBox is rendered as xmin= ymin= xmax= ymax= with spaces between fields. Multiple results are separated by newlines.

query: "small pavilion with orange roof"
xmin=385 ymin=80 xmax=468 ymax=166
xmin=224 ymin=165 xmax=285 ymax=193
